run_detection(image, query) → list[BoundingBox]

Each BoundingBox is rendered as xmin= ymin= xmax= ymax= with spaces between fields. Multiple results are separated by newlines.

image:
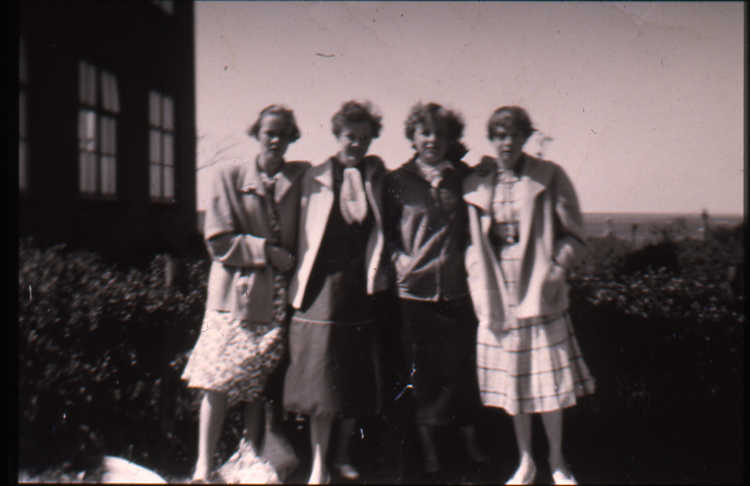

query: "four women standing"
xmin=184 ymin=101 xmax=593 ymax=485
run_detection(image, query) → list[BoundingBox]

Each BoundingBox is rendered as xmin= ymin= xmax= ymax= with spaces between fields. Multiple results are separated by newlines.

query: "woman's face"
xmin=490 ymin=123 xmax=527 ymax=169
xmin=257 ymin=114 xmax=291 ymax=162
xmin=413 ymin=122 xmax=448 ymax=166
xmin=336 ymin=121 xmax=373 ymax=166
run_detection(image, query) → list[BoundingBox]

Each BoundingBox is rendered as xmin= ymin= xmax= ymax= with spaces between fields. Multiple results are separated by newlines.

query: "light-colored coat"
xmin=203 ymin=159 xmax=309 ymax=321
xmin=463 ymin=154 xmax=585 ymax=331
xmin=289 ymin=156 xmax=389 ymax=309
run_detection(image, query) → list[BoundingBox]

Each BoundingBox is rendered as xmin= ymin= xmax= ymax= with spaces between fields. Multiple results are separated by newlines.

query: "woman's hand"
xmin=266 ymin=244 xmax=296 ymax=273
xmin=541 ymin=261 xmax=567 ymax=304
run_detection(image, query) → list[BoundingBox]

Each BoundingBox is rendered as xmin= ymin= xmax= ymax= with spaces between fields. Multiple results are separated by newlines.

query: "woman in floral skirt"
xmin=181 ymin=105 xmax=309 ymax=482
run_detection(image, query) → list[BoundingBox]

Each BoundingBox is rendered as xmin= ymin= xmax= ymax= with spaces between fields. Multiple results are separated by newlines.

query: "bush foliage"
xmin=16 ymin=221 xmax=745 ymax=475
xmin=17 ymin=237 xmax=209 ymax=473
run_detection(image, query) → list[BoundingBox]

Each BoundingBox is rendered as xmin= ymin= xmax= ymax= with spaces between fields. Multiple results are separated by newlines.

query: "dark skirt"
xmin=282 ymin=175 xmax=381 ymax=418
xmin=282 ymin=316 xmax=382 ymax=417
xmin=399 ymin=297 xmax=481 ymax=426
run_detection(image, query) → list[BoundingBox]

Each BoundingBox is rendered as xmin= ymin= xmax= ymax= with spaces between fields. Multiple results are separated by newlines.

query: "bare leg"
xmin=333 ymin=417 xmax=360 ymax=479
xmin=506 ymin=414 xmax=536 ymax=485
xmin=417 ymin=425 xmax=441 ymax=473
xmin=242 ymin=400 xmax=265 ymax=456
xmin=541 ymin=410 xmax=576 ymax=484
xmin=193 ymin=390 xmax=228 ymax=480
xmin=308 ymin=414 xmax=334 ymax=484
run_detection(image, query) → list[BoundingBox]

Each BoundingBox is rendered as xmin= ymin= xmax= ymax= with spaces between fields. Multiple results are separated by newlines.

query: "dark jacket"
xmin=384 ymin=157 xmax=471 ymax=302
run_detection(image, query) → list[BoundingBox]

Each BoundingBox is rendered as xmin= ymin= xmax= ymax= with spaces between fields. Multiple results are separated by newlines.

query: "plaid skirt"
xmin=477 ymin=311 xmax=595 ymax=415
xmin=182 ymin=310 xmax=286 ymax=408
xmin=477 ymin=233 xmax=595 ymax=415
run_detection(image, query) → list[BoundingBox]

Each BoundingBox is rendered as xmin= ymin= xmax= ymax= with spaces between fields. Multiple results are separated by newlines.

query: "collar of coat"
xmin=398 ymin=155 xmax=470 ymax=181
xmin=463 ymin=153 xmax=556 ymax=212
xmin=239 ymin=158 xmax=308 ymax=203
xmin=311 ymin=154 xmax=385 ymax=188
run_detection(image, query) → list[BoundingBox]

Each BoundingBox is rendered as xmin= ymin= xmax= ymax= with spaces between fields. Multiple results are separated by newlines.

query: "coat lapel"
xmin=463 ymin=156 xmax=496 ymax=214
xmin=518 ymin=155 xmax=553 ymax=249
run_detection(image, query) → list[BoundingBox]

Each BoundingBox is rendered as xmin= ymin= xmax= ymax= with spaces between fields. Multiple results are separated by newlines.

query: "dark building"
xmin=18 ymin=0 xmax=201 ymax=262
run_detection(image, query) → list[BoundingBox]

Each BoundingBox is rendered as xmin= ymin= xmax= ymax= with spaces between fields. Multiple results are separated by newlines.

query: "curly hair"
xmin=331 ymin=100 xmax=383 ymax=138
xmin=247 ymin=104 xmax=301 ymax=142
xmin=486 ymin=106 xmax=535 ymax=141
xmin=404 ymin=102 xmax=467 ymax=160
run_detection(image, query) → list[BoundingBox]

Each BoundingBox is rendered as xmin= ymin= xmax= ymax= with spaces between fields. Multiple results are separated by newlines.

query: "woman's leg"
xmin=193 ymin=390 xmax=228 ymax=480
xmin=333 ymin=417 xmax=360 ymax=479
xmin=506 ymin=413 xmax=536 ymax=484
xmin=540 ymin=409 xmax=576 ymax=484
xmin=459 ymin=424 xmax=487 ymax=463
xmin=417 ymin=424 xmax=441 ymax=473
xmin=242 ymin=400 xmax=265 ymax=456
xmin=308 ymin=414 xmax=335 ymax=484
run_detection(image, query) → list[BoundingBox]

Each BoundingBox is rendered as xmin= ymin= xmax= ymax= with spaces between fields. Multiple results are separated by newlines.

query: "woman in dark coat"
xmin=383 ymin=102 xmax=486 ymax=477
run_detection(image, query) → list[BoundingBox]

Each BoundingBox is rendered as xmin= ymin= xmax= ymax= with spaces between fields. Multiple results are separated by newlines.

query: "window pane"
xmin=163 ymin=133 xmax=174 ymax=166
xmin=110 ymin=74 xmax=120 ymax=113
xmin=79 ymin=61 xmax=96 ymax=105
xmin=150 ymin=164 xmax=162 ymax=198
xmin=101 ymin=72 xmax=120 ymax=113
xmin=79 ymin=110 xmax=97 ymax=152
xmin=19 ymin=141 xmax=28 ymax=191
xmin=101 ymin=155 xmax=116 ymax=195
xmin=100 ymin=116 xmax=116 ymax=155
xmin=80 ymin=152 xmax=97 ymax=193
xmin=19 ymin=91 xmax=26 ymax=138
xmin=88 ymin=64 xmax=97 ymax=105
xmin=150 ymin=130 xmax=161 ymax=163
xmin=149 ymin=91 xmax=161 ymax=126
xmin=110 ymin=118 xmax=117 ymax=155
xmin=78 ymin=61 xmax=87 ymax=102
xmin=19 ymin=37 xmax=28 ymax=84
xmin=163 ymin=165 xmax=175 ymax=199
xmin=163 ymin=96 xmax=174 ymax=130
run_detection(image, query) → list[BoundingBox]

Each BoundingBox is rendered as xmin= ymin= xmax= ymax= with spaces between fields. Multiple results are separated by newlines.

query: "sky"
xmin=194 ymin=1 xmax=744 ymax=215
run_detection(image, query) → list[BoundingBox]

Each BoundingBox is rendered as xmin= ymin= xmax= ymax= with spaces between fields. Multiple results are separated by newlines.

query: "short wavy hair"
xmin=486 ymin=106 xmax=535 ymax=141
xmin=331 ymin=100 xmax=383 ymax=138
xmin=404 ymin=102 xmax=467 ymax=160
xmin=247 ymin=104 xmax=301 ymax=142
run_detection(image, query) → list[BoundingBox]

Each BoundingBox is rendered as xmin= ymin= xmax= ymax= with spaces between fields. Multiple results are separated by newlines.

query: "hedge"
xmin=16 ymin=221 xmax=744 ymax=476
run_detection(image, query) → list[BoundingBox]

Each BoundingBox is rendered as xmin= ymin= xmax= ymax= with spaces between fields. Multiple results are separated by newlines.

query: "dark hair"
xmin=404 ymin=102 xmax=467 ymax=160
xmin=331 ymin=100 xmax=383 ymax=138
xmin=247 ymin=104 xmax=301 ymax=142
xmin=486 ymin=106 xmax=535 ymax=140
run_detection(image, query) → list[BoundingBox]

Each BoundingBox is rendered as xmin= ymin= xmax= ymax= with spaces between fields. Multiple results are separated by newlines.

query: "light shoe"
xmin=551 ymin=467 xmax=577 ymax=485
xmin=505 ymin=461 xmax=537 ymax=485
xmin=333 ymin=463 xmax=360 ymax=480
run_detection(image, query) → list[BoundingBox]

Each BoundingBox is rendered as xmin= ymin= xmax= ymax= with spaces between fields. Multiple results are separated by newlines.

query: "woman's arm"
xmin=551 ymin=166 xmax=586 ymax=272
xmin=202 ymin=165 xmax=286 ymax=269
xmin=382 ymin=173 xmax=405 ymax=258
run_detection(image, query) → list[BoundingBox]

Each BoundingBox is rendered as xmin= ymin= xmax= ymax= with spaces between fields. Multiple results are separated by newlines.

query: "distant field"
xmin=583 ymin=212 xmax=743 ymax=244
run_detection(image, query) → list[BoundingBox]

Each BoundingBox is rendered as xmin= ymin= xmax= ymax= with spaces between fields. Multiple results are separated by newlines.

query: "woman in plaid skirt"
xmin=463 ymin=106 xmax=595 ymax=485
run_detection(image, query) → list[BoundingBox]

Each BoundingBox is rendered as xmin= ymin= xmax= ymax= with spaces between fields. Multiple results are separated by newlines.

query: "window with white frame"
xmin=149 ymin=91 xmax=175 ymax=202
xmin=78 ymin=60 xmax=119 ymax=196
xmin=19 ymin=37 xmax=28 ymax=191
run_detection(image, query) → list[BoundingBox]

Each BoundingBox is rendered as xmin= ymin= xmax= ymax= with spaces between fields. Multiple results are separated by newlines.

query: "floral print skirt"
xmin=182 ymin=310 xmax=285 ymax=408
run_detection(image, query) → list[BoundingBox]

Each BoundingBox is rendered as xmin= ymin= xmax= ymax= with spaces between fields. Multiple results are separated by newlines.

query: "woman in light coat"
xmin=283 ymin=101 xmax=389 ymax=484
xmin=463 ymin=106 xmax=595 ymax=485
xmin=182 ymin=105 xmax=309 ymax=482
